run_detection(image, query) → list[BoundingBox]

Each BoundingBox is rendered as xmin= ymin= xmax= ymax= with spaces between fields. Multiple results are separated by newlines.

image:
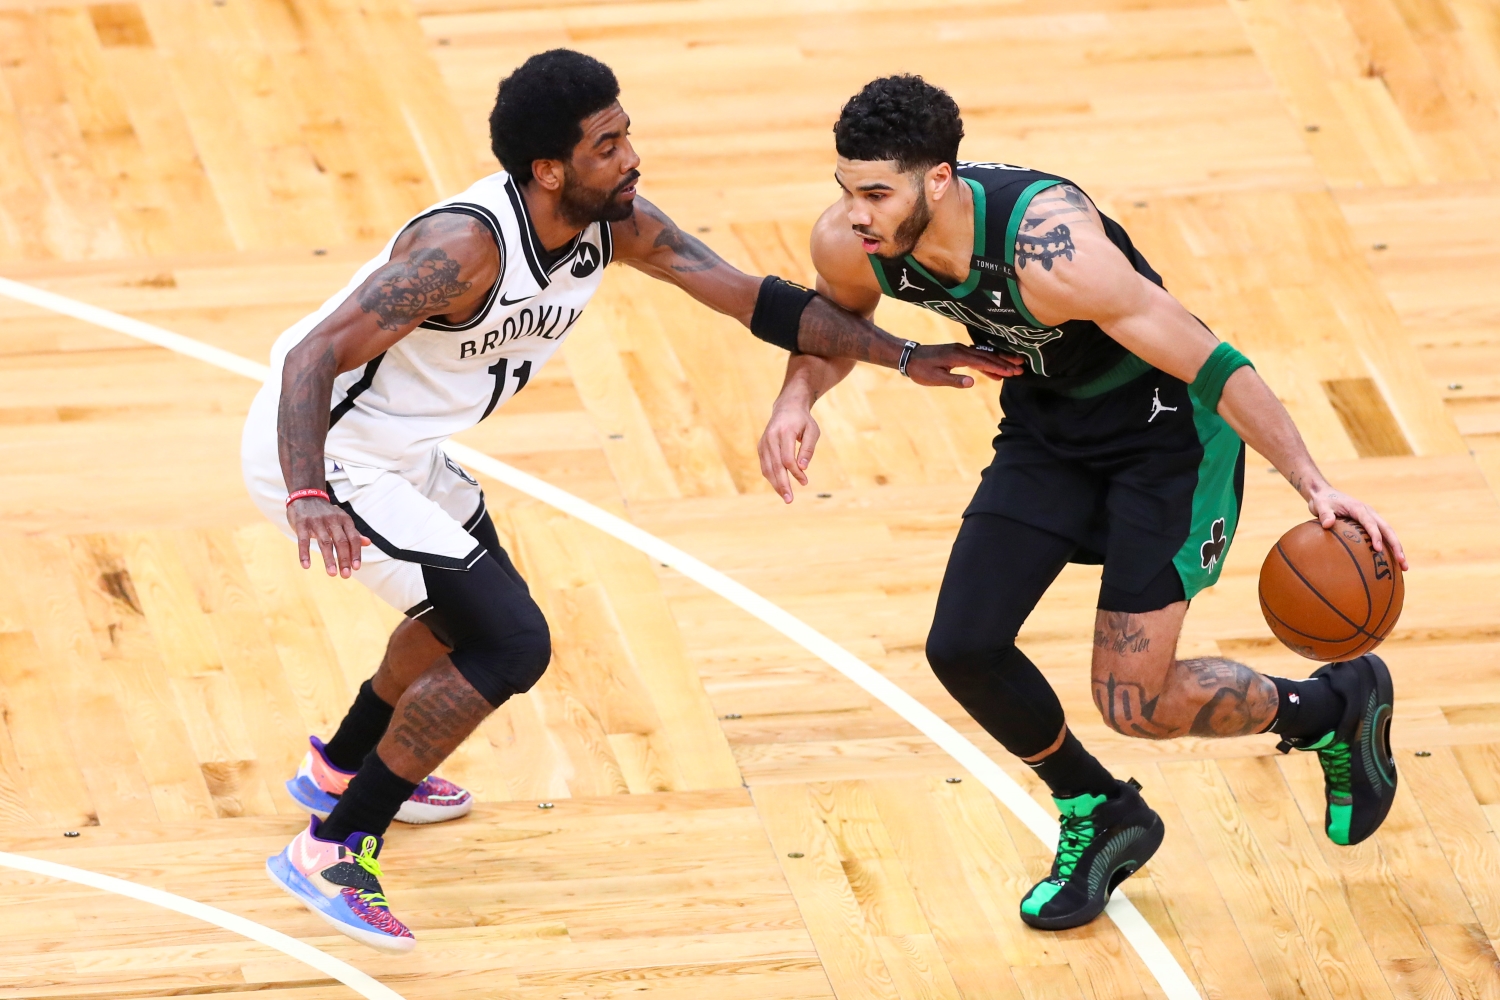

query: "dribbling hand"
xmin=1307 ymin=487 xmax=1408 ymax=571
xmin=287 ymin=497 xmax=371 ymax=578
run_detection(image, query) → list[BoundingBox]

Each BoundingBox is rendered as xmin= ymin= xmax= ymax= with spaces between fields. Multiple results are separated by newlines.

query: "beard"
xmin=559 ymin=165 xmax=639 ymax=227
xmin=868 ymin=187 xmax=933 ymax=261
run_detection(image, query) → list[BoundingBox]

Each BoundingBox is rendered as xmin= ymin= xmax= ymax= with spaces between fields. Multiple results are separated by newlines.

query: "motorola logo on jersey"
xmin=570 ymin=242 xmax=601 ymax=279
xmin=459 ymin=304 xmax=583 ymax=358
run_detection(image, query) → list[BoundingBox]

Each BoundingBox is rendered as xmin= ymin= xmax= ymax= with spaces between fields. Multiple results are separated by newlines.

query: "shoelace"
xmin=1054 ymin=814 xmax=1097 ymax=880
xmin=1318 ymin=742 xmax=1353 ymax=795
xmin=349 ymin=835 xmax=392 ymax=910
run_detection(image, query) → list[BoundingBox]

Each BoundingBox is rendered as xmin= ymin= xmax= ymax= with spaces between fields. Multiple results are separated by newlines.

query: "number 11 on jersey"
xmin=482 ymin=358 xmax=532 ymax=420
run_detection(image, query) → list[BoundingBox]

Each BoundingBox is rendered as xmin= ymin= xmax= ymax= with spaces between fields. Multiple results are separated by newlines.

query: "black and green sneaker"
xmin=1277 ymin=654 xmax=1397 ymax=846
xmin=1019 ymin=778 xmax=1164 ymax=931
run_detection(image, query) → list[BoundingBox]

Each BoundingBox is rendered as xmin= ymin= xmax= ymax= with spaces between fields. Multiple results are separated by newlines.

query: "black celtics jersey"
xmin=869 ymin=161 xmax=1163 ymax=394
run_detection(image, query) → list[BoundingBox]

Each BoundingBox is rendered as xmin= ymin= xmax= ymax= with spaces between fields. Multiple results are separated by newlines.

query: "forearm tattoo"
xmin=383 ymin=661 xmax=493 ymax=775
xmin=277 ymin=342 xmax=337 ymax=492
xmin=358 ymin=248 xmax=471 ymax=330
xmin=794 ymin=296 xmax=885 ymax=362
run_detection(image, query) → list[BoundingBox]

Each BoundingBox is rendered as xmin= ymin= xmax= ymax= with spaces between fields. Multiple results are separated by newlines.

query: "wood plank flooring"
xmin=4 ymin=0 xmax=1500 ymax=998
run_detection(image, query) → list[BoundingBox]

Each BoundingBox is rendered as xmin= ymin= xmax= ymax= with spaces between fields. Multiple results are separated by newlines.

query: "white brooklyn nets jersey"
xmin=244 ymin=170 xmax=611 ymax=473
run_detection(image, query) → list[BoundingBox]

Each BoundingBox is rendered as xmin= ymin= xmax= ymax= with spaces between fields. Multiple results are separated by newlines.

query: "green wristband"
xmin=1188 ymin=341 xmax=1254 ymax=411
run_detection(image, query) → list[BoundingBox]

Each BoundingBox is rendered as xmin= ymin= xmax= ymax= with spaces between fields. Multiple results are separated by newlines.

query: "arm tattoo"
xmin=795 ymin=296 xmax=882 ymax=361
xmin=358 ymin=248 xmax=471 ymax=331
xmin=1016 ymin=184 xmax=1092 ymax=269
xmin=639 ymin=202 xmax=724 ymax=273
xmin=382 ymin=661 xmax=494 ymax=775
xmin=277 ymin=342 xmax=337 ymax=493
xmin=1015 ymin=224 xmax=1075 ymax=270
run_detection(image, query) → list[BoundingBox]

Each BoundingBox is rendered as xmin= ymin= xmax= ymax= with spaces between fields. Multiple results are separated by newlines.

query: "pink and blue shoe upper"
xmin=266 ymin=817 xmax=415 ymax=953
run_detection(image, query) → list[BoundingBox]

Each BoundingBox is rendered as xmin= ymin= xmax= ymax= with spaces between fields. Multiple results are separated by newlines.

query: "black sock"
xmin=318 ymin=752 xmax=418 ymax=842
xmin=1027 ymin=730 xmax=1118 ymax=799
xmin=1268 ymin=674 xmax=1345 ymax=740
xmin=322 ymin=680 xmax=395 ymax=772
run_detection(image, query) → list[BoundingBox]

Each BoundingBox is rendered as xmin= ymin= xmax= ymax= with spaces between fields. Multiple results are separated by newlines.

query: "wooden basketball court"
xmin=3 ymin=0 xmax=1500 ymax=997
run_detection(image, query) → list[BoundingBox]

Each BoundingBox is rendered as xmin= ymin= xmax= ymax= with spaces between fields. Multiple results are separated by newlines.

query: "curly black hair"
xmin=833 ymin=75 xmax=963 ymax=174
xmin=490 ymin=50 xmax=620 ymax=183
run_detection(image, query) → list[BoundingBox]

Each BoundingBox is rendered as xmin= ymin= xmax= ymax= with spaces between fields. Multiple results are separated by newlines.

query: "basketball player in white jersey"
xmin=242 ymin=49 xmax=1016 ymax=952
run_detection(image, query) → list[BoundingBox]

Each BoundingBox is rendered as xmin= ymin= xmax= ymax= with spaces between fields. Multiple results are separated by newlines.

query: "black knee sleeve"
xmin=926 ymin=639 xmax=1066 ymax=759
xmin=421 ymin=551 xmax=551 ymax=707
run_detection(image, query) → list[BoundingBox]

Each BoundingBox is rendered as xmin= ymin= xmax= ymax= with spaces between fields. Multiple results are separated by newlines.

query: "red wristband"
xmin=285 ymin=488 xmax=331 ymax=507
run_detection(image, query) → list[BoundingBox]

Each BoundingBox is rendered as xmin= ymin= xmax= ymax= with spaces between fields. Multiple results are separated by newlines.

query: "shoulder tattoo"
xmin=359 ymin=247 xmax=472 ymax=330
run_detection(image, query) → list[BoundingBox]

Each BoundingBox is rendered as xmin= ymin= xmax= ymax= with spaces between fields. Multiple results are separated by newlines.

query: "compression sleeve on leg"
xmin=1187 ymin=341 xmax=1255 ymax=412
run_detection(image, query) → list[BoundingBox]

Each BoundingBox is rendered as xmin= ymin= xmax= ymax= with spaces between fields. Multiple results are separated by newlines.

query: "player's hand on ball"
xmin=1307 ymin=487 xmax=1408 ymax=571
xmin=759 ymin=402 xmax=821 ymax=504
xmin=287 ymin=497 xmax=372 ymax=578
xmin=905 ymin=344 xmax=1024 ymax=386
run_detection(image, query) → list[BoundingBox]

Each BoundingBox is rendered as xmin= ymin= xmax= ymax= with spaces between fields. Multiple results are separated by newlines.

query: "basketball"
xmin=1259 ymin=519 xmax=1404 ymax=661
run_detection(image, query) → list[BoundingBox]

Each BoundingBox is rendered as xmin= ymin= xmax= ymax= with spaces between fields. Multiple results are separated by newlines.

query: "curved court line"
xmin=0 ymin=275 xmax=1201 ymax=1000
xmin=0 ymin=850 xmax=406 ymax=1000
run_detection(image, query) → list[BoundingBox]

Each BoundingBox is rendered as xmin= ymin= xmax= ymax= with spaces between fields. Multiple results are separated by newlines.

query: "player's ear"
xmin=531 ymin=158 xmax=565 ymax=193
xmin=926 ymin=161 xmax=954 ymax=200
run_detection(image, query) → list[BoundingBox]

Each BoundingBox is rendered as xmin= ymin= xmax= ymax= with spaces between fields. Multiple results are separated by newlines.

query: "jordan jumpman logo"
xmin=898 ymin=269 xmax=923 ymax=293
xmin=1148 ymin=387 xmax=1178 ymax=423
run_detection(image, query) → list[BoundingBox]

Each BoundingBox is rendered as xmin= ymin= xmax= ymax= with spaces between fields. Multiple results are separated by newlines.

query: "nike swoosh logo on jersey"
xmin=498 ymin=292 xmax=535 ymax=306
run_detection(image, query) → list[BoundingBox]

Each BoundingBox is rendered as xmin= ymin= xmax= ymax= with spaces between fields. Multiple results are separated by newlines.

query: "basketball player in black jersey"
xmin=758 ymin=76 xmax=1408 ymax=930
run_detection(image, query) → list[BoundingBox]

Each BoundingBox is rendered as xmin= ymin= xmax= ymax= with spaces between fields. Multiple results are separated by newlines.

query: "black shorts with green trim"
xmin=965 ymin=363 xmax=1246 ymax=609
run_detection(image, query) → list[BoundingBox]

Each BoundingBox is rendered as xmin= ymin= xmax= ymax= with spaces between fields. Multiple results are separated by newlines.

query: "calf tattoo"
xmin=382 ymin=660 xmax=493 ymax=777
xmin=359 ymin=248 xmax=471 ymax=330
xmin=1178 ymin=658 xmax=1278 ymax=737
xmin=1094 ymin=656 xmax=1277 ymax=739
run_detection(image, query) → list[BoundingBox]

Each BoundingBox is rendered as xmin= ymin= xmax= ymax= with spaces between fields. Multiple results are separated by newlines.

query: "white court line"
xmin=0 ymin=274 xmax=1202 ymax=1000
xmin=0 ymin=851 xmax=406 ymax=1000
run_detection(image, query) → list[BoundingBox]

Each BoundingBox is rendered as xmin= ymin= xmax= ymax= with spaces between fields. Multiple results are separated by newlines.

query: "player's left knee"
xmin=448 ymin=608 xmax=551 ymax=707
xmin=422 ymin=555 xmax=552 ymax=708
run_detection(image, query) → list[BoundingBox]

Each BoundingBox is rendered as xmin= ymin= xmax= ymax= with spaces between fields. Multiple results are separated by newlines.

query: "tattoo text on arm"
xmin=358 ymin=248 xmax=472 ymax=331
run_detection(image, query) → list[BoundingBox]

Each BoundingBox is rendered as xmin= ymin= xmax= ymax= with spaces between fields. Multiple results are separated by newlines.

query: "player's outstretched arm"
xmin=278 ymin=213 xmax=501 ymax=577
xmin=1011 ymin=185 xmax=1406 ymax=567
xmin=610 ymin=197 xmax=1016 ymax=385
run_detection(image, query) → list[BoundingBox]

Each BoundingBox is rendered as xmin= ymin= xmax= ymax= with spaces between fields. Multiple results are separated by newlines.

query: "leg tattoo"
xmin=1178 ymin=658 xmax=1278 ymax=737
xmin=379 ymin=659 xmax=493 ymax=781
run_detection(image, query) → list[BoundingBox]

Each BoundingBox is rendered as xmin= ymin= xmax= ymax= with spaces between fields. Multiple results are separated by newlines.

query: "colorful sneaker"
xmin=1019 ymin=778 xmax=1165 ymax=931
xmin=1277 ymin=654 xmax=1397 ymax=846
xmin=286 ymin=737 xmax=473 ymax=825
xmin=266 ymin=818 xmax=415 ymax=953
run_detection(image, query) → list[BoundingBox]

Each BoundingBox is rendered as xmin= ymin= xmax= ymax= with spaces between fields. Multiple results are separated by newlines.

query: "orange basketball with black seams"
xmin=1258 ymin=519 xmax=1404 ymax=661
